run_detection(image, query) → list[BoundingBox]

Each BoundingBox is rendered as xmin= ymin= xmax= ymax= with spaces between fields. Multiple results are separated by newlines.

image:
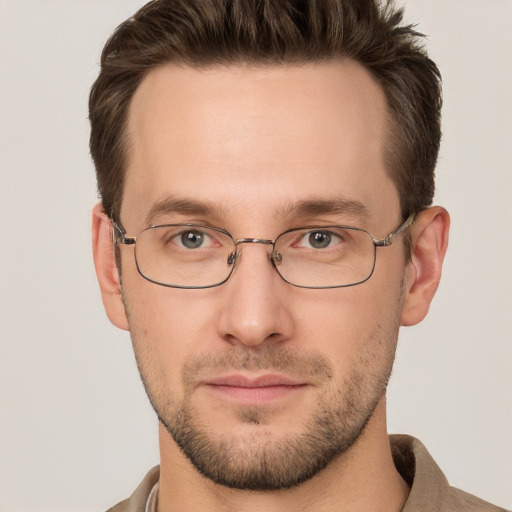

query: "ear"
xmin=91 ymin=203 xmax=129 ymax=331
xmin=400 ymin=206 xmax=450 ymax=326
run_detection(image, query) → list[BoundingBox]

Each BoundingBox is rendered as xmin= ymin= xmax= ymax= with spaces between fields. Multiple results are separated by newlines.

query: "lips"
xmin=207 ymin=374 xmax=304 ymax=387
xmin=202 ymin=374 xmax=308 ymax=404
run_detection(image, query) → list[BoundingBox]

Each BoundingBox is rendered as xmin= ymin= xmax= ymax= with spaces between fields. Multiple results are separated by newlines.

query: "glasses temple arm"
xmin=373 ymin=213 xmax=416 ymax=247
xmin=112 ymin=221 xmax=136 ymax=245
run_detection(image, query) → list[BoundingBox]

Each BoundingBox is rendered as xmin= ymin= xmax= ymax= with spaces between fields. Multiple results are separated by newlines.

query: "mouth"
xmin=202 ymin=374 xmax=309 ymax=404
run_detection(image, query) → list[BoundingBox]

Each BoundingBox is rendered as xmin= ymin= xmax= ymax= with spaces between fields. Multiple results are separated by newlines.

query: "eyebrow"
xmin=143 ymin=195 xmax=369 ymax=227
xmin=276 ymin=198 xmax=370 ymax=222
xmin=144 ymin=196 xmax=226 ymax=226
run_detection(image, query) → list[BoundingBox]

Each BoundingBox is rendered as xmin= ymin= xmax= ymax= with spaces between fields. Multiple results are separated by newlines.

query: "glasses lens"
xmin=131 ymin=224 xmax=376 ymax=289
xmin=274 ymin=226 xmax=376 ymax=288
xmin=134 ymin=225 xmax=235 ymax=288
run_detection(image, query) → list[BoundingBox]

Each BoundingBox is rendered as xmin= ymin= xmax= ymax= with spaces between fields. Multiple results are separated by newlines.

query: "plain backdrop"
xmin=0 ymin=1 xmax=511 ymax=511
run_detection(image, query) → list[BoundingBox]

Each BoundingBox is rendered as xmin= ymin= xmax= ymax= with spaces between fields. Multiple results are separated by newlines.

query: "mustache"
xmin=182 ymin=345 xmax=333 ymax=388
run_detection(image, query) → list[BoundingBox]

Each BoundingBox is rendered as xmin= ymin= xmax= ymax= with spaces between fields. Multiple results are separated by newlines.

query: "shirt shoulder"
xmin=105 ymin=466 xmax=160 ymax=512
xmin=390 ymin=435 xmax=508 ymax=512
xmin=443 ymin=486 xmax=509 ymax=511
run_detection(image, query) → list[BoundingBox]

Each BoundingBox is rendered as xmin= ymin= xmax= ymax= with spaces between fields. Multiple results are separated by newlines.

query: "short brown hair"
xmin=89 ymin=0 xmax=442 ymax=223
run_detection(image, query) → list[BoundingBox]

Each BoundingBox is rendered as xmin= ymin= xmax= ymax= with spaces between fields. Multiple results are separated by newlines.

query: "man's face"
xmin=117 ymin=60 xmax=407 ymax=489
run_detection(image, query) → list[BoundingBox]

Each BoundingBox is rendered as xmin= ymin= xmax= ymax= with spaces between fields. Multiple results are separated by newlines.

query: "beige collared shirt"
xmin=107 ymin=435 xmax=508 ymax=512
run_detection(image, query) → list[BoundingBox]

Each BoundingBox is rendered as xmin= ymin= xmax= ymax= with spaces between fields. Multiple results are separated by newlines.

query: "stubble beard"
xmin=124 ymin=279 xmax=404 ymax=491
xmin=130 ymin=327 xmax=399 ymax=491
xmin=165 ymin=366 xmax=385 ymax=490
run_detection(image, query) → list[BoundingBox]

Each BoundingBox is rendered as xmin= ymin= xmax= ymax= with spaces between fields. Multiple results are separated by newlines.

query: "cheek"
xmin=123 ymin=263 xmax=217 ymax=335
xmin=293 ymin=277 xmax=403 ymax=372
xmin=122 ymin=278 xmax=221 ymax=390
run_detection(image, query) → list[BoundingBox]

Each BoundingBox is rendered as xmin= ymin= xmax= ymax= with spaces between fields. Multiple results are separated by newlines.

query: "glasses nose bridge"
xmin=229 ymin=237 xmax=280 ymax=267
xmin=234 ymin=237 xmax=274 ymax=247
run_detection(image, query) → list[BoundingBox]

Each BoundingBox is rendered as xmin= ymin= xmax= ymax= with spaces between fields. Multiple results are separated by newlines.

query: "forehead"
xmin=123 ymin=60 xmax=399 ymax=231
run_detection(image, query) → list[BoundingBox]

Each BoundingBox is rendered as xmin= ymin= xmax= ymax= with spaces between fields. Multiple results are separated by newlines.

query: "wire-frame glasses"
xmin=112 ymin=214 xmax=415 ymax=289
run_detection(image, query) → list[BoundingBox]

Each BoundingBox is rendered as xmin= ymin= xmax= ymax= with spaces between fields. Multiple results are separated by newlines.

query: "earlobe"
xmin=400 ymin=206 xmax=450 ymax=327
xmin=91 ymin=203 xmax=130 ymax=331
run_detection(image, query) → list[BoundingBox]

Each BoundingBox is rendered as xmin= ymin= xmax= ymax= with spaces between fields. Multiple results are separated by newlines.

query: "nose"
xmin=216 ymin=242 xmax=294 ymax=348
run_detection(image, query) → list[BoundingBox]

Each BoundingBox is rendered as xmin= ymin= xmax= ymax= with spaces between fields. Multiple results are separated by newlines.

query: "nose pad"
xmin=228 ymin=247 xmax=281 ymax=270
xmin=226 ymin=242 xmax=282 ymax=283
xmin=271 ymin=251 xmax=282 ymax=266
xmin=227 ymin=250 xmax=241 ymax=267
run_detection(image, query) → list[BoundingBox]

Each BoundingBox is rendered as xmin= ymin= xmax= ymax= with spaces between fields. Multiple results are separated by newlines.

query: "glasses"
xmin=113 ymin=214 xmax=415 ymax=289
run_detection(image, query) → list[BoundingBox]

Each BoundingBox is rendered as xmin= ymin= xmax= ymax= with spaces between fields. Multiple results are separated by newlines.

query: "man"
xmin=89 ymin=1 xmax=505 ymax=511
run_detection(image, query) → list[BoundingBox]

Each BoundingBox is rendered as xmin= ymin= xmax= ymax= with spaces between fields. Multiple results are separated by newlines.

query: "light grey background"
xmin=0 ymin=1 xmax=510 ymax=510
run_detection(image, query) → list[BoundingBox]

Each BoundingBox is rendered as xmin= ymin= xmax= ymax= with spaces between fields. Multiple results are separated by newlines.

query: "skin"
xmin=93 ymin=60 xmax=449 ymax=511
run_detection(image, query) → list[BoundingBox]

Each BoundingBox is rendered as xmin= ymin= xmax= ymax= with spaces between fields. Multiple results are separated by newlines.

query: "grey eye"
xmin=308 ymin=231 xmax=332 ymax=248
xmin=181 ymin=230 xmax=205 ymax=249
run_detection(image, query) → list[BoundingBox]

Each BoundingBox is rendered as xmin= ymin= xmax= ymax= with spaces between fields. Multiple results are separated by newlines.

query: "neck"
xmin=157 ymin=398 xmax=409 ymax=512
